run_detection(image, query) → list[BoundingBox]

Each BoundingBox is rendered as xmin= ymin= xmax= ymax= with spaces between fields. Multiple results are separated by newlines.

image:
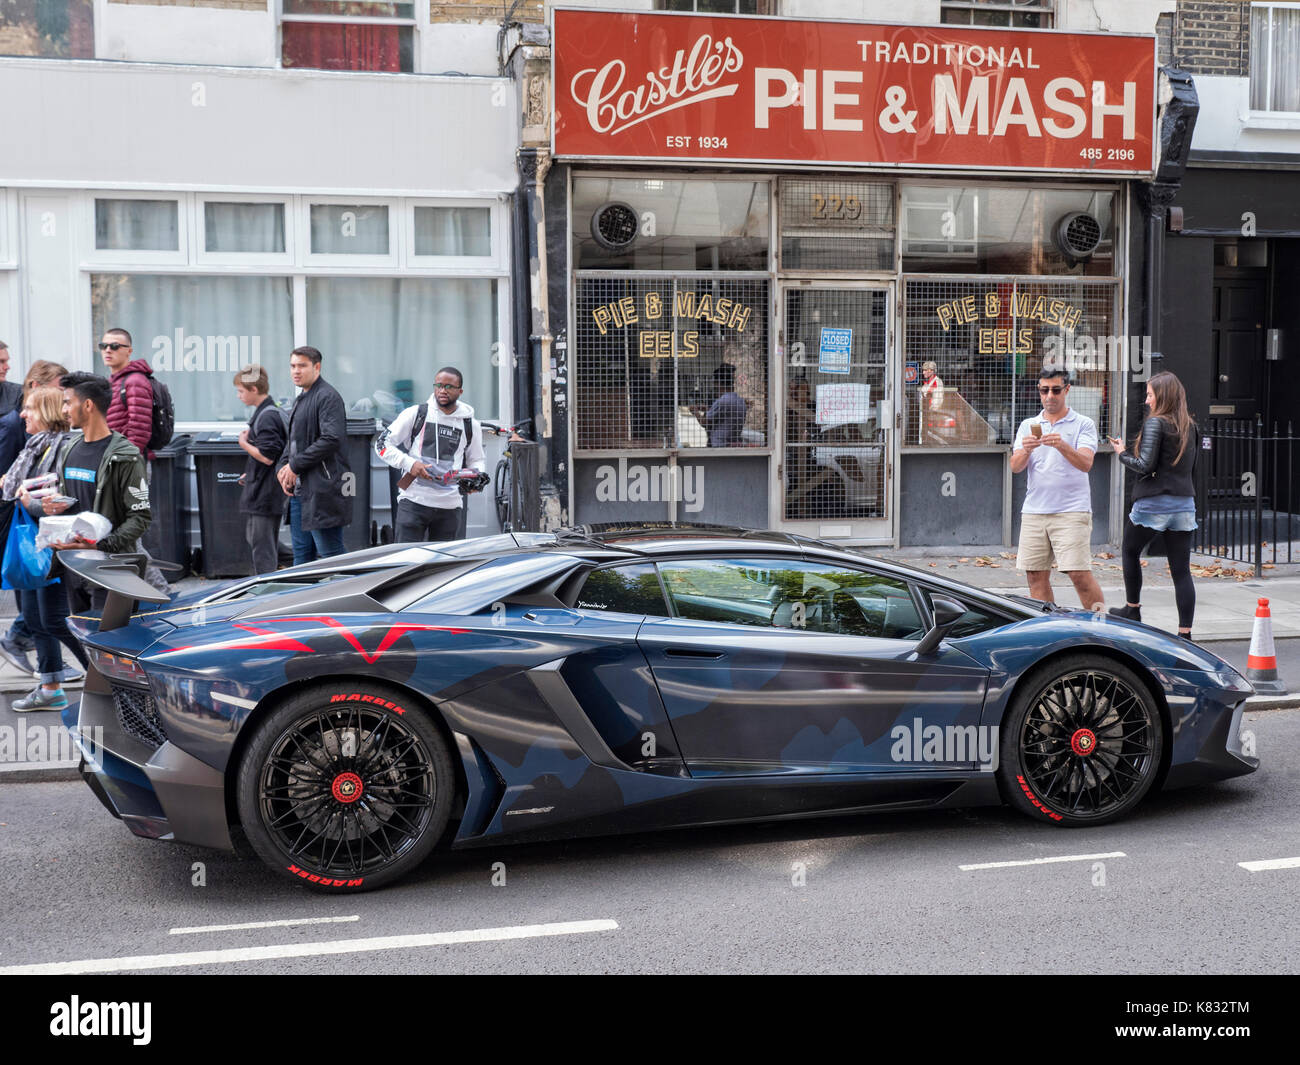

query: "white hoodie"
xmin=376 ymin=397 xmax=486 ymax=510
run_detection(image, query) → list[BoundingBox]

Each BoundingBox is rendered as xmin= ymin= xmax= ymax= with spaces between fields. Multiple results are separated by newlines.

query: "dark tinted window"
xmin=576 ymin=564 xmax=668 ymax=616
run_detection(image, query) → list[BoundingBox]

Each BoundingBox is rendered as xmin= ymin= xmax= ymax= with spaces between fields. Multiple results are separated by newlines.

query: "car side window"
xmin=575 ymin=563 xmax=668 ymax=616
xmin=655 ymin=558 xmax=925 ymax=640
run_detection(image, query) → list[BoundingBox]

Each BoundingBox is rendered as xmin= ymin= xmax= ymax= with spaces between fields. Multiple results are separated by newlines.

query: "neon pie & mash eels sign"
xmin=553 ymin=9 xmax=1156 ymax=175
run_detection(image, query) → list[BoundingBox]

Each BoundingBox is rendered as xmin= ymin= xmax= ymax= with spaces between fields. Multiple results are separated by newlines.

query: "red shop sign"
xmin=553 ymin=9 xmax=1156 ymax=175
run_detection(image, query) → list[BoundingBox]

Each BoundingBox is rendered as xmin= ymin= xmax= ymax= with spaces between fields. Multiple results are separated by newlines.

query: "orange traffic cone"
xmin=1246 ymin=598 xmax=1287 ymax=694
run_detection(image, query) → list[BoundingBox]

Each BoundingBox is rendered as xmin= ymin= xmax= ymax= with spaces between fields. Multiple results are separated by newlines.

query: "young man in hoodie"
xmin=100 ymin=328 xmax=154 ymax=458
xmin=376 ymin=366 xmax=485 ymax=542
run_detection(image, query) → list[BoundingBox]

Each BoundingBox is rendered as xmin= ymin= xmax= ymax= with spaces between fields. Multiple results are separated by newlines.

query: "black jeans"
xmin=21 ymin=582 xmax=89 ymax=684
xmin=245 ymin=513 xmax=281 ymax=575
xmin=1122 ymin=521 xmax=1195 ymax=630
xmin=395 ymin=499 xmax=461 ymax=543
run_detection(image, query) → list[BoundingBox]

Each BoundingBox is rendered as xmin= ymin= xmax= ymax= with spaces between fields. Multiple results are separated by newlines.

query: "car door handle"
xmin=663 ymin=648 xmax=725 ymax=659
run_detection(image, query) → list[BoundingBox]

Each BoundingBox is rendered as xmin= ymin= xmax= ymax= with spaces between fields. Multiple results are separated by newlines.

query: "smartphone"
xmin=1031 ymin=424 xmax=1042 ymax=438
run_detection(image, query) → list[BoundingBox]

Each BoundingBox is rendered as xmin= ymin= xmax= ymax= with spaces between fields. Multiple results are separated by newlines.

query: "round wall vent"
xmin=1054 ymin=212 xmax=1104 ymax=262
xmin=591 ymin=202 xmax=639 ymax=251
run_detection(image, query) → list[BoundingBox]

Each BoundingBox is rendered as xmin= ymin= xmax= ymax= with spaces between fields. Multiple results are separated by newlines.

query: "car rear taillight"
xmin=87 ymin=647 xmax=150 ymax=688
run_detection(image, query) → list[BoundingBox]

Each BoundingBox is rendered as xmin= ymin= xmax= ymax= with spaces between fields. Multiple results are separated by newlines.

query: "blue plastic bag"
xmin=1 ymin=506 xmax=53 ymax=590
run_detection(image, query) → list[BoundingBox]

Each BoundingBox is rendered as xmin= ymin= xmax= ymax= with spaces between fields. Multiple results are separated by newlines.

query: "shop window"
xmin=901 ymin=278 xmax=1117 ymax=449
xmin=780 ymin=179 xmax=895 ymax=272
xmin=901 ymin=186 xmax=1115 ymax=277
xmin=572 ymin=178 xmax=769 ymax=271
xmin=0 ymin=0 xmax=93 ymax=58
xmin=305 ymin=276 xmax=499 ymax=422
xmin=574 ymin=276 xmax=768 ymax=451
xmin=309 ymin=204 xmax=390 ymax=255
xmin=940 ymin=0 xmax=1053 ymax=28
xmin=90 ymin=274 xmax=295 ymax=423
xmin=204 ymin=202 xmax=287 ymax=255
xmin=94 ymin=200 xmax=180 ymax=252
xmin=414 ymin=206 xmax=491 ymax=258
xmin=281 ymin=1 xmax=415 ymax=73
xmin=1250 ymin=3 xmax=1300 ymax=113
xmin=655 ymin=0 xmax=776 ymax=12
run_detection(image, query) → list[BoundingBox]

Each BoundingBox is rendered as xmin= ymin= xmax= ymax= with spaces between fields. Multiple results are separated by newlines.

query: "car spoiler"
xmin=58 ymin=550 xmax=171 ymax=632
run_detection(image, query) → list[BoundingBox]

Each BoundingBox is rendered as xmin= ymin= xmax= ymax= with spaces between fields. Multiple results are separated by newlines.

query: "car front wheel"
xmin=236 ymin=683 xmax=455 ymax=891
xmin=999 ymin=654 xmax=1163 ymax=826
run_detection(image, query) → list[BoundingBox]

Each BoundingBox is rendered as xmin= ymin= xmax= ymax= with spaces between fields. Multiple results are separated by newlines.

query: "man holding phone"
xmin=1010 ymin=366 xmax=1104 ymax=610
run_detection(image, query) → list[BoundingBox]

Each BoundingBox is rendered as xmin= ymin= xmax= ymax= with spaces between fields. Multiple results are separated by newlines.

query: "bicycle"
xmin=479 ymin=419 xmax=532 ymax=532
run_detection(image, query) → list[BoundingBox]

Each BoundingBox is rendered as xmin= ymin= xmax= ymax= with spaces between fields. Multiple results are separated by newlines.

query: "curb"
xmin=0 ymin=762 xmax=80 ymax=783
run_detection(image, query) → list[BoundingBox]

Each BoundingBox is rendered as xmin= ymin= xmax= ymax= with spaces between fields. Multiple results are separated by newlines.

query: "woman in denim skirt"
xmin=1106 ymin=371 xmax=1198 ymax=640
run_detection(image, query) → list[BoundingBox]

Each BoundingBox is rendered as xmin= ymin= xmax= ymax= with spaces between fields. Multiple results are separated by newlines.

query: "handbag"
xmin=1 ymin=506 xmax=53 ymax=591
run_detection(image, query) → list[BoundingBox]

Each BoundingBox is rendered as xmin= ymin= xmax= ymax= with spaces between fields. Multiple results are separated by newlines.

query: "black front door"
xmin=1211 ymin=276 xmax=1267 ymax=421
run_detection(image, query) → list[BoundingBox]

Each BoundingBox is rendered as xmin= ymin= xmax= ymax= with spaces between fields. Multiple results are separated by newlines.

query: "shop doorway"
xmin=1211 ymin=275 xmax=1267 ymax=422
xmin=777 ymin=282 xmax=894 ymax=542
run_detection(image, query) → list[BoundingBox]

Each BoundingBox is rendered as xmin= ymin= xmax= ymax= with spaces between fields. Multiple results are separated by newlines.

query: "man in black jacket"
xmin=0 ymin=342 xmax=22 ymax=415
xmin=276 ymin=346 xmax=351 ymax=563
xmin=235 ymin=364 xmax=287 ymax=574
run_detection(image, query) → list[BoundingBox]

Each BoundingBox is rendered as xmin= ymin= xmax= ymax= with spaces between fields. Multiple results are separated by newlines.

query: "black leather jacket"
xmin=1119 ymin=415 xmax=1195 ymax=500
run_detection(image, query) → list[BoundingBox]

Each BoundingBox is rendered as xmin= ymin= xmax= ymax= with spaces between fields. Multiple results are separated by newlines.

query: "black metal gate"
xmin=1193 ymin=417 xmax=1297 ymax=577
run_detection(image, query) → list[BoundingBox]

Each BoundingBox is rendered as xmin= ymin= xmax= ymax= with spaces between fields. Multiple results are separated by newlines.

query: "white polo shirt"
xmin=1014 ymin=406 xmax=1098 ymax=514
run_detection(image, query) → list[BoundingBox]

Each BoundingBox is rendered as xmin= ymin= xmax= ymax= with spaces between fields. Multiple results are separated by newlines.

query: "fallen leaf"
xmin=1096 ymin=551 xmax=1115 ymax=559
xmin=958 ymin=557 xmax=969 ymax=563
xmin=999 ymin=551 xmax=1016 ymax=559
xmin=927 ymin=561 xmax=938 ymax=567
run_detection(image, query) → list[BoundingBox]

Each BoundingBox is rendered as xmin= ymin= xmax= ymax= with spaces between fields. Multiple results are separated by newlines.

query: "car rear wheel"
xmin=236 ymin=683 xmax=455 ymax=891
xmin=998 ymin=654 xmax=1163 ymax=826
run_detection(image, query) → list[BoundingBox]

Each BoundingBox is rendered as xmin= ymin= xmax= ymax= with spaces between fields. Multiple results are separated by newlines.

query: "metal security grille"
xmin=113 ymin=686 xmax=168 ymax=749
xmin=783 ymin=288 xmax=888 ymax=520
xmin=574 ymin=276 xmax=769 ymax=451
xmin=780 ymin=179 xmax=895 ymax=272
xmin=902 ymin=278 xmax=1118 ymax=447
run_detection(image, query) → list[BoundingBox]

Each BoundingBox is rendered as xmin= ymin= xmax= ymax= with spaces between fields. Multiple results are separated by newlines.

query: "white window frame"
xmin=278 ymin=0 xmax=422 ymax=74
xmin=939 ymin=0 xmax=1055 ymax=28
xmin=1249 ymin=2 xmax=1300 ymax=117
xmin=195 ymin=194 xmax=296 ymax=268
xmin=0 ymin=187 xmax=13 ymax=268
xmin=301 ymin=198 xmax=401 ymax=268
xmin=407 ymin=198 xmax=505 ymax=273
xmin=87 ymin=192 xmax=188 ymax=267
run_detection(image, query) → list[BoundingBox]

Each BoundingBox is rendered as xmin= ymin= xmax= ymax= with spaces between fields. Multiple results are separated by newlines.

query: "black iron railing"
xmin=1193 ymin=417 xmax=1297 ymax=577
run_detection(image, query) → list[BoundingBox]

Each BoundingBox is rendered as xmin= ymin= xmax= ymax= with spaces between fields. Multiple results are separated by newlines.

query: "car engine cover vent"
xmin=1054 ymin=212 xmax=1103 ymax=262
xmin=591 ymin=202 xmax=639 ymax=251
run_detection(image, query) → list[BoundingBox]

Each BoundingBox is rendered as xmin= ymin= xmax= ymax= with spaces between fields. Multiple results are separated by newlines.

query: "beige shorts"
xmin=1017 ymin=512 xmax=1093 ymax=572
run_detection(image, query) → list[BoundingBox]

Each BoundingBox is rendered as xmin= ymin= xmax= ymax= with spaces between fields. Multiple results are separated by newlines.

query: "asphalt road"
xmin=0 ymin=709 xmax=1295 ymax=976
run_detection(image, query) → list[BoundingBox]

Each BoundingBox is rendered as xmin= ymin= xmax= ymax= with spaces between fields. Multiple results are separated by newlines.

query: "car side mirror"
xmin=915 ymin=596 xmax=966 ymax=656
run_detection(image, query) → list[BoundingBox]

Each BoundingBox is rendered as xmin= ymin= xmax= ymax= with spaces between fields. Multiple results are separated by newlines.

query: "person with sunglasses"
xmin=1010 ymin=366 xmax=1105 ymax=611
xmin=99 ymin=328 xmax=155 ymax=459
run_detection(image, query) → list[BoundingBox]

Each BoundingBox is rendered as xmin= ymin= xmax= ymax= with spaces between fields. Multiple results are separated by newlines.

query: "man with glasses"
xmin=1010 ymin=366 xmax=1104 ymax=611
xmin=376 ymin=366 xmax=485 ymax=543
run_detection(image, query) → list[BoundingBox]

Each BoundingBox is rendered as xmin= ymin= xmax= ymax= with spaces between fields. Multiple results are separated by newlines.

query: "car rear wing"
xmin=57 ymin=550 xmax=171 ymax=632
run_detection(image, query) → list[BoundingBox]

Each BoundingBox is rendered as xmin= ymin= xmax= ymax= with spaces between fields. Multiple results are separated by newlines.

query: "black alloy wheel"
xmin=494 ymin=455 xmax=511 ymax=530
xmin=236 ymin=684 xmax=454 ymax=891
xmin=999 ymin=654 xmax=1163 ymax=826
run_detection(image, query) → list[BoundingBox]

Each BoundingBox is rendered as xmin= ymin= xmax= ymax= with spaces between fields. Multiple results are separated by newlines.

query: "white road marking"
xmin=0 ymin=919 xmax=619 ymax=975
xmin=169 ymin=915 xmax=360 ymax=935
xmin=959 ymin=851 xmax=1126 ymax=871
xmin=1238 ymin=856 xmax=1300 ymax=872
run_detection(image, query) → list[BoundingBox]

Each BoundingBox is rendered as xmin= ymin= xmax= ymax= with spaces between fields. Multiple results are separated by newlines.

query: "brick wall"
xmin=108 ymin=0 xmax=268 ymax=9
xmin=430 ymin=1 xmax=544 ymax=23
xmin=1170 ymin=1 xmax=1251 ymax=76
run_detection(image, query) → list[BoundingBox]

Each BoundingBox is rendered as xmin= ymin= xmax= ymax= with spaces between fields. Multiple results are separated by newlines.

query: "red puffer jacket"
xmin=107 ymin=359 xmax=155 ymax=457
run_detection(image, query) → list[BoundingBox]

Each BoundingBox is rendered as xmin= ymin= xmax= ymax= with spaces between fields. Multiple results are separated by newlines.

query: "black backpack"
xmin=120 ymin=373 xmax=175 ymax=452
xmin=407 ymin=403 xmax=473 ymax=454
